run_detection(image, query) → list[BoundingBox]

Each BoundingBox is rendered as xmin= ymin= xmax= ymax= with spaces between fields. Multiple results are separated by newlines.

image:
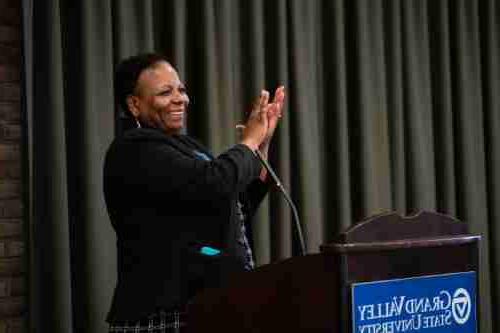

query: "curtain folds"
xmin=31 ymin=0 xmax=73 ymax=331
xmin=27 ymin=0 xmax=499 ymax=332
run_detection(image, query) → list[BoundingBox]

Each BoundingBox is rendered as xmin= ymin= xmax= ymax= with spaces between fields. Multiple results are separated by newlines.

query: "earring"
xmin=135 ymin=118 xmax=142 ymax=128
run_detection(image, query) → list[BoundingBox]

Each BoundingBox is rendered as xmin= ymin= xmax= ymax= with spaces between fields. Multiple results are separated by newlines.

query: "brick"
xmin=0 ymin=277 xmax=24 ymax=298
xmin=0 ymin=83 xmax=19 ymax=102
xmin=0 ymin=14 xmax=20 ymax=28
xmin=9 ymin=277 xmax=23 ymax=296
xmin=0 ymin=240 xmax=23 ymax=258
xmin=5 ymin=240 xmax=22 ymax=257
xmin=0 ymin=65 xmax=18 ymax=82
xmin=0 ymin=45 xmax=20 ymax=66
xmin=0 ymin=221 xmax=22 ymax=238
xmin=0 ymin=103 xmax=20 ymax=123
xmin=0 ymin=26 xmax=19 ymax=44
xmin=0 ymin=1 xmax=24 ymax=330
xmin=7 ymin=317 xmax=24 ymax=333
xmin=0 ymin=1 xmax=21 ymax=26
xmin=0 ymin=200 xmax=22 ymax=219
xmin=0 ymin=258 xmax=23 ymax=275
xmin=0 ymin=162 xmax=20 ymax=179
xmin=0 ymin=278 xmax=7 ymax=296
xmin=0 ymin=277 xmax=23 ymax=298
xmin=0 ymin=122 xmax=21 ymax=141
xmin=0 ymin=161 xmax=21 ymax=179
xmin=0 ymin=297 xmax=24 ymax=317
xmin=0 ymin=144 xmax=19 ymax=161
xmin=0 ymin=181 xmax=20 ymax=199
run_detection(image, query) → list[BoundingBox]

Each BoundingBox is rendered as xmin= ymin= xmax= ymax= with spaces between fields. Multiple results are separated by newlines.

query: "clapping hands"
xmin=260 ymin=86 xmax=285 ymax=151
xmin=239 ymin=86 xmax=286 ymax=152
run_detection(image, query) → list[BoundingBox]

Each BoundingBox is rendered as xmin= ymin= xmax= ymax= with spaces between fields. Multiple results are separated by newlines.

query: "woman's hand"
xmin=240 ymin=90 xmax=271 ymax=151
xmin=259 ymin=86 xmax=285 ymax=155
xmin=237 ymin=87 xmax=285 ymax=180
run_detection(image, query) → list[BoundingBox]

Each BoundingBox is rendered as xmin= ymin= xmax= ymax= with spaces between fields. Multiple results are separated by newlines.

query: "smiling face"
xmin=127 ymin=61 xmax=190 ymax=135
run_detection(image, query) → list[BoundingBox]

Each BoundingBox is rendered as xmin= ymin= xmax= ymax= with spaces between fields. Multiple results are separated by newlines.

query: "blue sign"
xmin=351 ymin=272 xmax=477 ymax=333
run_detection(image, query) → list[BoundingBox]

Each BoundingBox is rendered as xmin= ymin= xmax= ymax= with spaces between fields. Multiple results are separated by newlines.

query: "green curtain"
xmin=26 ymin=0 xmax=499 ymax=332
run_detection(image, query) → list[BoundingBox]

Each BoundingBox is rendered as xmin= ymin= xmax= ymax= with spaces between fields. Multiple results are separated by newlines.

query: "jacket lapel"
xmin=125 ymin=127 xmax=214 ymax=160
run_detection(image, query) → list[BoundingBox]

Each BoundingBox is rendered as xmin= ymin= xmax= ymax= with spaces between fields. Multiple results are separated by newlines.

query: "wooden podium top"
xmin=334 ymin=211 xmax=469 ymax=242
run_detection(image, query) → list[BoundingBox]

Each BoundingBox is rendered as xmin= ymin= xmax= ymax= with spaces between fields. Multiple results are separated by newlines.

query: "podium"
xmin=187 ymin=211 xmax=480 ymax=332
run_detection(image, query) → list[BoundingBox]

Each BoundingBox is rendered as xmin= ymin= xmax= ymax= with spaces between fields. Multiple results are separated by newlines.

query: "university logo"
xmin=352 ymin=272 xmax=477 ymax=333
xmin=452 ymin=288 xmax=471 ymax=324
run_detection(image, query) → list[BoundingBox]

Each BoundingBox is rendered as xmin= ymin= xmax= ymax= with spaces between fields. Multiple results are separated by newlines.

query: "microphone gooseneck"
xmin=255 ymin=150 xmax=306 ymax=256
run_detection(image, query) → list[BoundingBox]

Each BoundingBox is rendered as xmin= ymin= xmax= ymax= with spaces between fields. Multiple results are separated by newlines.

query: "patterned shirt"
xmin=109 ymin=310 xmax=186 ymax=333
xmin=193 ymin=149 xmax=255 ymax=270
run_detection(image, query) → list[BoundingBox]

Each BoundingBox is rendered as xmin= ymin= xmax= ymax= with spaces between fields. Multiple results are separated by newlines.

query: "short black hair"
xmin=114 ymin=53 xmax=170 ymax=116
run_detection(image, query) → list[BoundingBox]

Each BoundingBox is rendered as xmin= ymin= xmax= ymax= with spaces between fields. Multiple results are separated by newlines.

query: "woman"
xmin=104 ymin=53 xmax=285 ymax=332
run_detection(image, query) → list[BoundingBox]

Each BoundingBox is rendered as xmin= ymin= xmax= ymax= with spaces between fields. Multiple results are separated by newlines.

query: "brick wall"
xmin=0 ymin=0 xmax=25 ymax=332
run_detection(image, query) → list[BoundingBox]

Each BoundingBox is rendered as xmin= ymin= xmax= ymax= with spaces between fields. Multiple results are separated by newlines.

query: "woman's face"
xmin=127 ymin=61 xmax=189 ymax=135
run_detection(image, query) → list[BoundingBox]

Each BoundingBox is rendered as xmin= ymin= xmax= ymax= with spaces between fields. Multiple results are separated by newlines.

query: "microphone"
xmin=255 ymin=150 xmax=307 ymax=256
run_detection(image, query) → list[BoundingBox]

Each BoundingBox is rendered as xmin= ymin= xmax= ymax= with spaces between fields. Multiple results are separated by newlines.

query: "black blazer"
xmin=103 ymin=127 xmax=269 ymax=322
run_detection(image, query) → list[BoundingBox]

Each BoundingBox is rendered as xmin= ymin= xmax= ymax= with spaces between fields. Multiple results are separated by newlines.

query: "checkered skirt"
xmin=108 ymin=310 xmax=186 ymax=333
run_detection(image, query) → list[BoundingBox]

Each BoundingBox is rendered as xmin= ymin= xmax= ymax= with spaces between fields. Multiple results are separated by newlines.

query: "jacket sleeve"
xmin=239 ymin=176 xmax=272 ymax=222
xmin=116 ymin=137 xmax=262 ymax=203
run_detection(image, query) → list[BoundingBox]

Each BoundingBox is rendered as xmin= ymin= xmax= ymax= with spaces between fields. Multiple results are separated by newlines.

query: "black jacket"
xmin=103 ymin=128 xmax=269 ymax=322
